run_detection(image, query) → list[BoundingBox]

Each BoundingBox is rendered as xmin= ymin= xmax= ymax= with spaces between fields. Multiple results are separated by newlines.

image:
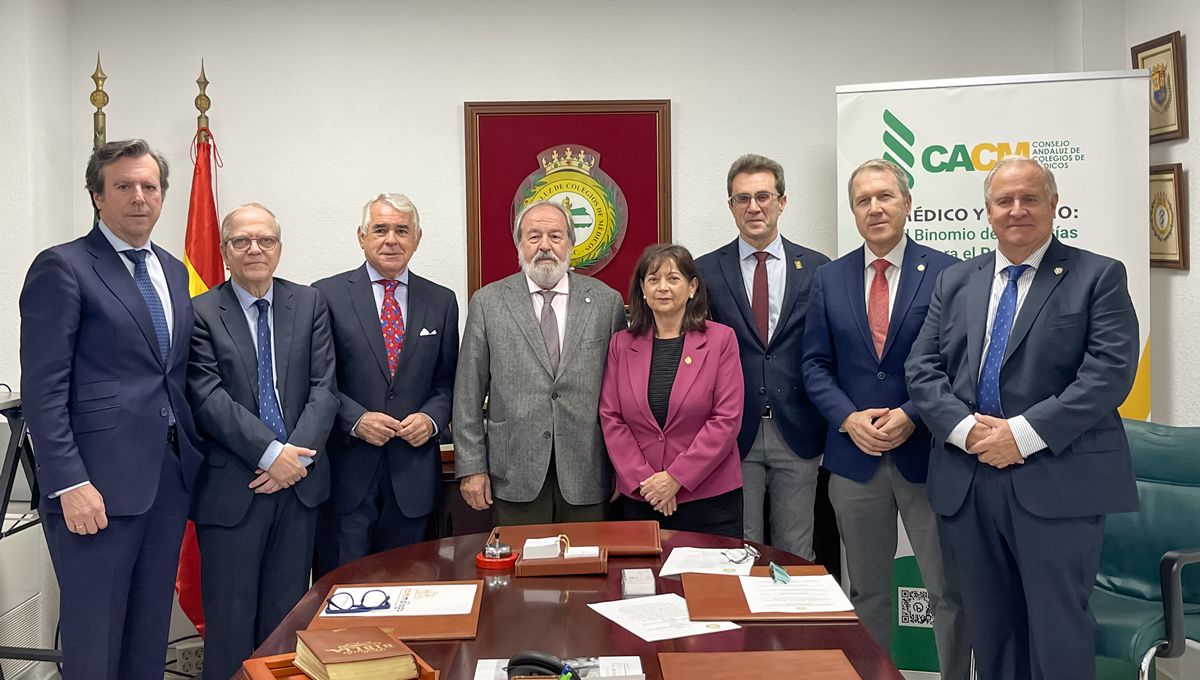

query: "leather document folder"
xmin=514 ymin=547 xmax=609 ymax=577
xmin=658 ymin=650 xmax=862 ymax=679
xmin=305 ymin=580 xmax=483 ymax=640
xmin=488 ymin=520 xmax=662 ymax=556
xmin=682 ymin=565 xmax=859 ymax=622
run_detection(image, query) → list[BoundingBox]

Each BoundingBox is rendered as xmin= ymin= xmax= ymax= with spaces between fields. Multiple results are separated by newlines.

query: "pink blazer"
xmin=599 ymin=321 xmax=744 ymax=504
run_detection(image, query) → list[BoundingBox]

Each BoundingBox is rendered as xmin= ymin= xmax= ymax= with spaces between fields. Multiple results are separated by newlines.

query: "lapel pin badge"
xmin=1054 ymin=267 xmax=1063 ymax=276
xmin=917 ymin=263 xmax=926 ymax=272
xmin=684 ymin=356 xmax=693 ymax=365
xmin=793 ymin=259 xmax=803 ymax=270
xmin=584 ymin=296 xmax=591 ymax=303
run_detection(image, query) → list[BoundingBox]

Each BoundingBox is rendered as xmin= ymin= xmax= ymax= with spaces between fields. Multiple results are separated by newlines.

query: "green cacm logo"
xmin=880 ymin=109 xmax=1031 ymax=181
xmin=882 ymin=109 xmax=917 ymax=188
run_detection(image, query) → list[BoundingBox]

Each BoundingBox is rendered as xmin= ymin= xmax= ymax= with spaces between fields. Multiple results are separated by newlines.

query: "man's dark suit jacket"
xmin=802 ymin=241 xmax=959 ymax=483
xmin=186 ymin=278 xmax=338 ymax=525
xmin=696 ymin=237 xmax=830 ymax=458
xmin=905 ymin=237 xmax=1140 ymax=518
xmin=21 ymin=226 xmax=204 ymax=513
xmin=313 ymin=265 xmax=459 ymax=519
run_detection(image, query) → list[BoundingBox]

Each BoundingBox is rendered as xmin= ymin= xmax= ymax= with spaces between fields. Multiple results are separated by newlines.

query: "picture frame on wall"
xmin=1131 ymin=31 xmax=1189 ymax=142
xmin=464 ymin=99 xmax=671 ymax=300
xmin=1149 ymin=163 xmax=1188 ymax=270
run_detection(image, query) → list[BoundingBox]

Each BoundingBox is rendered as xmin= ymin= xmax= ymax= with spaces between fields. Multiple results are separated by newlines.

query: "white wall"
xmin=3 ymin=0 xmax=1196 ymax=429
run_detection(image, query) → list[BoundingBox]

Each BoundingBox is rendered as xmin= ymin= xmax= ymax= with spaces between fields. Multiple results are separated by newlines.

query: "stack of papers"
xmin=522 ymin=536 xmax=563 ymax=559
xmin=320 ymin=584 xmax=477 ymax=617
xmin=738 ymin=574 xmax=855 ymax=614
xmin=588 ymin=593 xmax=739 ymax=642
xmin=658 ymin=547 xmax=754 ymax=578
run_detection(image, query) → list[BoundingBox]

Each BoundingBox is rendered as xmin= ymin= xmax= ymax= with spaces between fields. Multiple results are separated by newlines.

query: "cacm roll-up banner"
xmin=836 ymin=71 xmax=1149 ymax=673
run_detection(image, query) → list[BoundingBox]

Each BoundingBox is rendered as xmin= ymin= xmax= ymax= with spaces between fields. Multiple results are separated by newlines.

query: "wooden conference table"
xmin=241 ymin=530 xmax=903 ymax=680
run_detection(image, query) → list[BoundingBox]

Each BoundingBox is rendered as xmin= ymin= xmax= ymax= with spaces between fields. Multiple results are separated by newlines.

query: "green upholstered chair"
xmin=1092 ymin=419 xmax=1200 ymax=679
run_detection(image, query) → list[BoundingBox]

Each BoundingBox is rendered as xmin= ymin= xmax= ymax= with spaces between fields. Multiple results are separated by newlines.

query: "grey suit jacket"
xmin=187 ymin=278 xmax=338 ymax=526
xmin=453 ymin=271 xmax=627 ymax=504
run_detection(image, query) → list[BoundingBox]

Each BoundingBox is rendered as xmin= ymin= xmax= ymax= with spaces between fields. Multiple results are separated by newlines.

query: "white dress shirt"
xmin=863 ymin=235 xmax=908 ymax=319
xmin=946 ymin=238 xmax=1053 ymax=458
xmin=527 ymin=272 xmax=570 ymax=355
xmin=737 ymin=233 xmax=785 ymax=341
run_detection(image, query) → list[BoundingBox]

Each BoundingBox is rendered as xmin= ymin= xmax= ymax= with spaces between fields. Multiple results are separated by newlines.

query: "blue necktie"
xmin=122 ymin=249 xmax=170 ymax=363
xmin=976 ymin=264 xmax=1031 ymax=417
xmin=253 ymin=299 xmax=288 ymax=442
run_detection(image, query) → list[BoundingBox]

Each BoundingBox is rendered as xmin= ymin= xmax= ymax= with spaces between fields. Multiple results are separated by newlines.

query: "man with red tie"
xmin=802 ymin=159 xmax=967 ymax=678
xmin=313 ymin=194 xmax=459 ymax=575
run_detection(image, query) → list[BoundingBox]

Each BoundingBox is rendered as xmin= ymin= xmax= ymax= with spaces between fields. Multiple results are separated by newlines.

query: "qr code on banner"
xmin=898 ymin=586 xmax=934 ymax=628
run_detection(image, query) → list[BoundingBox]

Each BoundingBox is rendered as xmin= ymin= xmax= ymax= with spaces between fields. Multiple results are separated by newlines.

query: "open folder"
xmin=488 ymin=520 xmax=662 ymax=556
xmin=306 ymin=580 xmax=483 ymax=640
xmin=681 ymin=565 xmax=859 ymax=622
xmin=658 ymin=650 xmax=862 ymax=679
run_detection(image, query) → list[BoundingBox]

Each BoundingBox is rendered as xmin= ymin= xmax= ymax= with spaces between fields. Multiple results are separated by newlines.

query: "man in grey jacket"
xmin=454 ymin=200 xmax=626 ymax=524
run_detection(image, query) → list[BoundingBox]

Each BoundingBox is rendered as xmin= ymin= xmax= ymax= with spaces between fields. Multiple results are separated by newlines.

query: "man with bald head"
xmin=187 ymin=203 xmax=336 ymax=679
xmin=314 ymin=193 xmax=459 ymax=574
xmin=454 ymin=200 xmax=627 ymax=525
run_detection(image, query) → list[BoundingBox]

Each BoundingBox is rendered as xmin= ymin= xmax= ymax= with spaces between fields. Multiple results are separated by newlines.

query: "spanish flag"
xmin=176 ymin=128 xmax=223 ymax=636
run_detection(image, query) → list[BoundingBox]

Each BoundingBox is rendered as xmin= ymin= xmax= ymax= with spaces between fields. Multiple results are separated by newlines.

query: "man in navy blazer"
xmin=802 ymin=159 xmax=967 ymax=678
xmin=187 ymin=204 xmax=337 ymax=680
xmin=906 ymin=157 xmax=1139 ymax=680
xmin=313 ymin=193 xmax=458 ymax=575
xmin=696 ymin=154 xmax=830 ymax=560
xmin=20 ymin=139 xmax=204 ymax=679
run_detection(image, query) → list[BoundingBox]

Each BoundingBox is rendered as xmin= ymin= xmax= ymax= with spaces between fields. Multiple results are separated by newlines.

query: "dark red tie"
xmin=752 ymin=251 xmax=770 ymax=344
xmin=868 ymin=259 xmax=890 ymax=359
xmin=377 ymin=279 xmax=405 ymax=376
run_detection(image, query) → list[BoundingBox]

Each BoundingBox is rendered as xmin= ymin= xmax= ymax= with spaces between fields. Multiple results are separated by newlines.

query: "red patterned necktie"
xmin=868 ymin=259 xmax=890 ymax=359
xmin=752 ymin=251 xmax=770 ymax=344
xmin=377 ymin=279 xmax=405 ymax=376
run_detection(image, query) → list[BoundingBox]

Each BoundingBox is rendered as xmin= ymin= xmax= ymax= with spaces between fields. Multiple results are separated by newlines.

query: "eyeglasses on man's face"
xmin=728 ymin=191 xmax=781 ymax=208
xmin=324 ymin=588 xmax=391 ymax=615
xmin=225 ymin=236 xmax=279 ymax=252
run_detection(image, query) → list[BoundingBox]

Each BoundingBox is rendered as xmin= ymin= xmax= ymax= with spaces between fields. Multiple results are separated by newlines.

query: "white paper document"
xmin=565 ymin=546 xmax=601 ymax=558
xmin=320 ymin=583 xmax=477 ymax=617
xmin=588 ymin=593 xmax=739 ymax=642
xmin=738 ymin=574 xmax=855 ymax=614
xmin=658 ymin=547 xmax=754 ymax=577
xmin=473 ymin=656 xmax=644 ymax=680
xmin=523 ymin=536 xmax=564 ymax=559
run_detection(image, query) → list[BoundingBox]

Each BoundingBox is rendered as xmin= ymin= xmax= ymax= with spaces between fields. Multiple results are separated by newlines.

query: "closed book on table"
xmin=306 ymin=580 xmax=483 ymax=640
xmin=489 ymin=520 xmax=662 ymax=556
xmin=681 ymin=565 xmax=859 ymax=622
xmin=658 ymin=650 xmax=862 ymax=679
xmin=242 ymin=647 xmax=439 ymax=680
xmin=294 ymin=626 xmax=416 ymax=680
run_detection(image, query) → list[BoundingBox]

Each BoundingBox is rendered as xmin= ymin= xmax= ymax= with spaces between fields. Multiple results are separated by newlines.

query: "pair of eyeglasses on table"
xmin=323 ymin=588 xmax=391 ymax=615
xmin=721 ymin=543 xmax=761 ymax=564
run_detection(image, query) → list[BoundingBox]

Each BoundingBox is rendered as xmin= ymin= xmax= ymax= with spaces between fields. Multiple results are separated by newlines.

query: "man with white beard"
xmin=453 ymin=200 xmax=627 ymax=524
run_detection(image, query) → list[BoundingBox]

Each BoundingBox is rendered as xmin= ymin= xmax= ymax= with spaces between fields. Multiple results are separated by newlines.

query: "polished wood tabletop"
xmin=243 ymin=530 xmax=903 ymax=680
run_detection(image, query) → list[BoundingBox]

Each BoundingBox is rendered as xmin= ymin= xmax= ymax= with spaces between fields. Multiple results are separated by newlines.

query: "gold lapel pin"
xmin=584 ymin=297 xmax=591 ymax=303
xmin=917 ymin=263 xmax=926 ymax=272
xmin=684 ymin=356 xmax=693 ymax=365
xmin=794 ymin=259 xmax=803 ymax=270
xmin=1054 ymin=267 xmax=1063 ymax=275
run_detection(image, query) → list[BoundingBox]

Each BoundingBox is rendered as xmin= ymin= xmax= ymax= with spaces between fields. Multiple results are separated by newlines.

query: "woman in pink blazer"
xmin=600 ymin=244 xmax=745 ymax=538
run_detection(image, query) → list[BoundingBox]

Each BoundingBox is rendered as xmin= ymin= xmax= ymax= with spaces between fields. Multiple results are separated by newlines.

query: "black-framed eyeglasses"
xmin=324 ymin=588 xmax=391 ymax=615
xmin=225 ymin=236 xmax=280 ymax=251
xmin=728 ymin=192 xmax=781 ymax=208
xmin=722 ymin=543 xmax=762 ymax=564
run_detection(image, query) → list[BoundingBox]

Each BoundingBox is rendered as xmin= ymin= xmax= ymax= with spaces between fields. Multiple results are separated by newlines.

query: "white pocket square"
xmin=419 ymin=328 xmax=437 ymax=336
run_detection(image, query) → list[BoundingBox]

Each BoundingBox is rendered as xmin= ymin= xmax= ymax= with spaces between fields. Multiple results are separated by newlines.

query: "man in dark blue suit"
xmin=187 ymin=203 xmax=337 ymax=680
xmin=906 ymin=156 xmax=1140 ymax=680
xmin=20 ymin=139 xmax=204 ymax=679
xmin=696 ymin=154 xmax=829 ymax=560
xmin=802 ymin=159 xmax=967 ymax=678
xmin=313 ymin=193 xmax=458 ymax=575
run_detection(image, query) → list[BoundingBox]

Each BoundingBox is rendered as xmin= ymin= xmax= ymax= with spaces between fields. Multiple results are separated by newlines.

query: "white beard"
xmin=519 ymin=250 xmax=569 ymax=289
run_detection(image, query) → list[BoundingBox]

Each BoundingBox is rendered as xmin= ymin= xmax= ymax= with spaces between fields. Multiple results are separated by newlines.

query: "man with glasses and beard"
xmin=454 ymin=200 xmax=627 ymax=524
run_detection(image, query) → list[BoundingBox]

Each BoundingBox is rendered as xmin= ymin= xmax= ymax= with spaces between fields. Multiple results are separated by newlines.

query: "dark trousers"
xmin=315 ymin=455 xmax=429 ymax=577
xmin=43 ymin=445 xmax=189 ymax=680
xmin=621 ymin=488 xmax=743 ymax=539
xmin=939 ymin=462 xmax=1104 ymax=680
xmin=197 ymin=489 xmax=317 ymax=680
xmin=492 ymin=459 xmax=606 ymax=526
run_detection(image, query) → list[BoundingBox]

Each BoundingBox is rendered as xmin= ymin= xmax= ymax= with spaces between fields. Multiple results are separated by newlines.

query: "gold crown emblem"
xmin=541 ymin=146 xmax=595 ymax=175
xmin=1151 ymin=63 xmax=1168 ymax=88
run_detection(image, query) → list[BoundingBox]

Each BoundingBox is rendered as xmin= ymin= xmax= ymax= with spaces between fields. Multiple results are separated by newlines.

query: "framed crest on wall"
xmin=1131 ymin=31 xmax=1189 ymax=142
